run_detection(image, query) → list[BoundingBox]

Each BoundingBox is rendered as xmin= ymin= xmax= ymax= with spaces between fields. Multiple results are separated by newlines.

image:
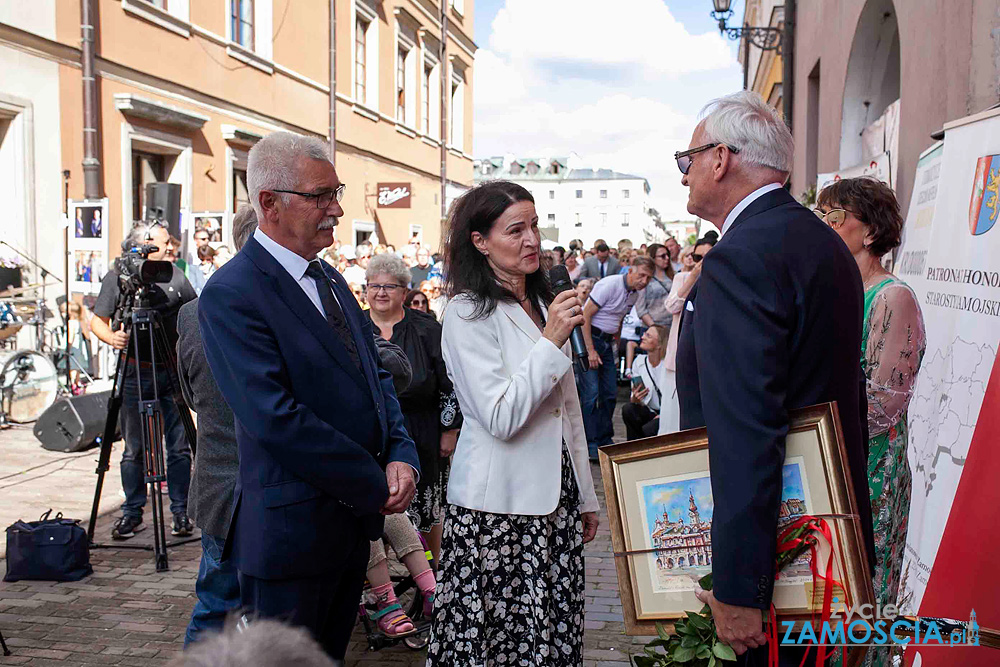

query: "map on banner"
xmin=895 ymin=111 xmax=1000 ymax=617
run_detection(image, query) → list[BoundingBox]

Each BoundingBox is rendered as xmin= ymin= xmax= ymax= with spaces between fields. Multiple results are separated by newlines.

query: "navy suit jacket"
xmin=675 ymin=187 xmax=874 ymax=610
xmin=198 ymin=236 xmax=419 ymax=579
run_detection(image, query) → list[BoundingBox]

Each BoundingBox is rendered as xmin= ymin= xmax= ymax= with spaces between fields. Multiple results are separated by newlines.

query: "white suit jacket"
xmin=440 ymin=293 xmax=600 ymax=516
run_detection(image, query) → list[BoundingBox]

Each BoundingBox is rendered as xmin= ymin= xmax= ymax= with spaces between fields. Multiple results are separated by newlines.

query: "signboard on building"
xmin=377 ymin=183 xmax=411 ymax=209
xmin=816 ymin=151 xmax=893 ymax=193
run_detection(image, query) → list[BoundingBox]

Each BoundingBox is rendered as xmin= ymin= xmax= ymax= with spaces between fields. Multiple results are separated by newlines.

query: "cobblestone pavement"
xmin=0 ymin=388 xmax=654 ymax=666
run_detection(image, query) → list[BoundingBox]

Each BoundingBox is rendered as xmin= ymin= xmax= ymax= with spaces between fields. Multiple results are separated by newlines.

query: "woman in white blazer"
xmin=426 ymin=181 xmax=600 ymax=667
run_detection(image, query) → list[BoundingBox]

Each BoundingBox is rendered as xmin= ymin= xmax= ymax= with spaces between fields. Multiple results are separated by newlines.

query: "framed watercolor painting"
xmin=599 ymin=403 xmax=874 ymax=638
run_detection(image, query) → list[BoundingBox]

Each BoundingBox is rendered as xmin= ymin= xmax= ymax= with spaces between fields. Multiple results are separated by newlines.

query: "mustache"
xmin=317 ymin=217 xmax=338 ymax=230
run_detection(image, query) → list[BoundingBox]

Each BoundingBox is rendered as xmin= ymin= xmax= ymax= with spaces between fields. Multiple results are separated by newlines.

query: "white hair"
xmin=701 ymin=91 xmax=793 ymax=173
xmin=366 ymin=252 xmax=412 ymax=286
xmin=247 ymin=132 xmax=330 ymax=220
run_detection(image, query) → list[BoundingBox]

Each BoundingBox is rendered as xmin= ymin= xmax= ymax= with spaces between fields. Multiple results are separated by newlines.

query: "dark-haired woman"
xmin=404 ymin=288 xmax=433 ymax=317
xmin=817 ymin=176 xmax=925 ymax=667
xmin=426 ymin=181 xmax=600 ymax=667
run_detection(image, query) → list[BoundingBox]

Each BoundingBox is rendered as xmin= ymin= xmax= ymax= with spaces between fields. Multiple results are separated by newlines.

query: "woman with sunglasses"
xmin=366 ymin=253 xmax=462 ymax=567
xmin=404 ymin=288 xmax=433 ymax=317
xmin=657 ymin=235 xmax=716 ymax=434
xmin=815 ymin=176 xmax=925 ymax=667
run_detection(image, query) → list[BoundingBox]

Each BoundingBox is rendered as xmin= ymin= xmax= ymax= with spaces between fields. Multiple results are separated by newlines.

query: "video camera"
xmin=115 ymin=242 xmax=173 ymax=292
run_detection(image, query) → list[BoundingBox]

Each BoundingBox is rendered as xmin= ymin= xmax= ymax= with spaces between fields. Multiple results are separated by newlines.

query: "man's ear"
xmin=259 ymin=191 xmax=280 ymax=222
xmin=713 ymin=145 xmax=733 ymax=183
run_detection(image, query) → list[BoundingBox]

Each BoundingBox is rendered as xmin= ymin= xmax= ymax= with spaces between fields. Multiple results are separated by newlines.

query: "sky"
xmin=472 ymin=0 xmax=746 ymax=220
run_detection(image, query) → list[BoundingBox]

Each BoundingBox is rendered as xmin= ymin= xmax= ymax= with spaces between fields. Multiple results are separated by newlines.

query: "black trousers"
xmin=238 ymin=529 xmax=368 ymax=659
xmin=621 ymin=402 xmax=659 ymax=441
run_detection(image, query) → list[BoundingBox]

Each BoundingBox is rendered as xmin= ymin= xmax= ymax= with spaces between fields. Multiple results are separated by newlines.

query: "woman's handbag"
xmin=3 ymin=510 xmax=93 ymax=582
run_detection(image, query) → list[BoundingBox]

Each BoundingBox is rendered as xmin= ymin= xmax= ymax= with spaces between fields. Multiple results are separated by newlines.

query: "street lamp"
xmin=710 ymin=0 xmax=783 ymax=52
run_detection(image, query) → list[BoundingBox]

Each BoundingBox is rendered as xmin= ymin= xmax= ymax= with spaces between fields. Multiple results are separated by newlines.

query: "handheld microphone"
xmin=549 ymin=265 xmax=590 ymax=374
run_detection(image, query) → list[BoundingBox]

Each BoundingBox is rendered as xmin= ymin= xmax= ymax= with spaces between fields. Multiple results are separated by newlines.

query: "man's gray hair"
xmin=701 ymin=91 xmax=793 ymax=173
xmin=366 ymin=252 xmax=412 ymax=287
xmin=232 ymin=206 xmax=258 ymax=251
xmin=122 ymin=221 xmax=164 ymax=252
xmin=247 ymin=131 xmax=330 ymax=220
xmin=167 ymin=619 xmax=335 ymax=667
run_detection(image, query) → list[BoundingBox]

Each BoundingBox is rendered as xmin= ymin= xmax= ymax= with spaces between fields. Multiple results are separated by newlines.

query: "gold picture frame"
xmin=599 ymin=402 xmax=874 ymax=640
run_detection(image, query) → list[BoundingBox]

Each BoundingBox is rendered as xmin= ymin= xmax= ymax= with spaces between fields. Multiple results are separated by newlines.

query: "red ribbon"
xmin=769 ymin=516 xmax=847 ymax=667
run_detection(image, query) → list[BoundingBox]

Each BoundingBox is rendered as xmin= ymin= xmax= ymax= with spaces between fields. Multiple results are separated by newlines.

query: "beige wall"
xmin=44 ymin=0 xmax=474 ymax=255
xmin=791 ymin=0 xmax=1000 ymax=214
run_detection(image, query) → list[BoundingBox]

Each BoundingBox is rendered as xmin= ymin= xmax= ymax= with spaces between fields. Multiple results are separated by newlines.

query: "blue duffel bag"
xmin=4 ymin=509 xmax=93 ymax=582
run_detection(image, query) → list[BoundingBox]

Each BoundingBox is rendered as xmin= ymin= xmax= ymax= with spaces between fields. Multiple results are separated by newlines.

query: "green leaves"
xmin=698 ymin=572 xmax=714 ymax=591
xmin=635 ymin=610 xmax=726 ymax=666
xmin=712 ymin=641 xmax=738 ymax=661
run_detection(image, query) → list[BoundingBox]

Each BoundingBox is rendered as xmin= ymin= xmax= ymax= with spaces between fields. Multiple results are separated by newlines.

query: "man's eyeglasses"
xmin=367 ymin=283 xmax=404 ymax=294
xmin=271 ymin=184 xmax=347 ymax=209
xmin=674 ymin=143 xmax=740 ymax=175
xmin=814 ymin=208 xmax=847 ymax=226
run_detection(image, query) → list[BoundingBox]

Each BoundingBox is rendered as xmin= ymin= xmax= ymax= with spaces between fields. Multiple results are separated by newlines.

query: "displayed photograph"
xmin=74 ymin=204 xmax=104 ymax=239
xmin=194 ymin=214 xmax=224 ymax=244
xmin=73 ymin=250 xmax=104 ymax=285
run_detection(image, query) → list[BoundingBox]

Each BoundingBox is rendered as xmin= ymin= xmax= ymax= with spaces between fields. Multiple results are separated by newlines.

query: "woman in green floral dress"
xmin=817 ymin=177 xmax=926 ymax=667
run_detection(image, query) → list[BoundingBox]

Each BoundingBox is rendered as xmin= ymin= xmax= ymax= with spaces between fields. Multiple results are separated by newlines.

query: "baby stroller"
xmin=356 ymin=531 xmax=435 ymax=652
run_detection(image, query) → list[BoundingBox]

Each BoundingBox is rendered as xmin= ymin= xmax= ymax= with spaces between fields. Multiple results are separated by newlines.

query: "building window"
xmin=600 ymin=189 xmax=607 ymax=199
xmin=450 ymin=75 xmax=463 ymax=149
xmin=622 ymin=213 xmax=630 ymax=227
xmin=548 ymin=190 xmax=555 ymax=200
xmin=600 ymin=212 xmax=608 ymax=226
xmin=231 ymin=0 xmax=254 ymax=49
xmin=355 ymin=17 xmax=368 ymax=104
xmin=147 ymin=0 xmax=167 ymax=8
xmin=575 ymin=189 xmax=582 ymax=199
xmin=547 ymin=214 xmax=555 ymax=222
xmin=422 ymin=64 xmax=432 ymax=135
xmin=397 ymin=46 xmax=408 ymax=122
xmin=623 ymin=189 xmax=630 ymax=199
xmin=132 ymin=152 xmax=165 ymax=222
xmin=510 ymin=163 xmax=522 ymax=176
xmin=574 ymin=213 xmax=582 ymax=227
xmin=526 ymin=162 xmax=539 ymax=175
xmin=233 ymin=169 xmax=250 ymax=215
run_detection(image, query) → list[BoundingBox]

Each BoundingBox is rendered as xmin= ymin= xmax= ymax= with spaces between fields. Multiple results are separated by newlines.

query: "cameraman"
xmin=91 ymin=221 xmax=198 ymax=540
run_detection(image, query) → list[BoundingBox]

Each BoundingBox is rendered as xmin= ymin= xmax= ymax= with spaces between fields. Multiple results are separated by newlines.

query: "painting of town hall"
xmin=638 ymin=459 xmax=813 ymax=593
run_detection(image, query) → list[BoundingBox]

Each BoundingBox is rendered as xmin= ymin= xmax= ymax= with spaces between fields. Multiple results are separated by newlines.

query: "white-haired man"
xmin=198 ymin=132 xmax=419 ymax=661
xmin=674 ymin=92 xmax=874 ymax=664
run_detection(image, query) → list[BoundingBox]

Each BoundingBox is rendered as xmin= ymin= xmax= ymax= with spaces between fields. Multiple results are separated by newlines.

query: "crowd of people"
xmin=82 ymin=90 xmax=926 ymax=667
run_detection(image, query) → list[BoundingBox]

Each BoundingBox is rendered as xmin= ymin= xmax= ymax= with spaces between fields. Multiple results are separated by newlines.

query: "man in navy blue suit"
xmin=198 ymin=132 xmax=419 ymax=662
xmin=674 ymin=92 xmax=874 ymax=665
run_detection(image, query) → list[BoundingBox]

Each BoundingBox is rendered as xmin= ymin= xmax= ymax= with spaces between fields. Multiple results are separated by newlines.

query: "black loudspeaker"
xmin=33 ymin=391 xmax=119 ymax=453
xmin=145 ymin=182 xmax=182 ymax=238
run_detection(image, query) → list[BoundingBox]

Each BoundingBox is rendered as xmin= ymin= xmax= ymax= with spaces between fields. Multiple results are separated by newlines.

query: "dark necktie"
xmin=600 ymin=261 xmax=606 ymax=278
xmin=305 ymin=261 xmax=362 ymax=372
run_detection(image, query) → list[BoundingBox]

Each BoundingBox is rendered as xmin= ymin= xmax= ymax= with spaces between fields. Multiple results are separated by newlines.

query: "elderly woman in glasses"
xmin=816 ymin=176 xmax=925 ymax=667
xmin=365 ymin=253 xmax=462 ymax=563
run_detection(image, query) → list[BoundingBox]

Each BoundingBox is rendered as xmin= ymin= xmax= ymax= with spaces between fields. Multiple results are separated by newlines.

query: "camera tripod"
xmin=86 ymin=287 xmax=198 ymax=572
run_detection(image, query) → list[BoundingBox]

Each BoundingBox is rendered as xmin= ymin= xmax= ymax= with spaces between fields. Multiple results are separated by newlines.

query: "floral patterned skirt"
xmin=426 ymin=446 xmax=585 ymax=667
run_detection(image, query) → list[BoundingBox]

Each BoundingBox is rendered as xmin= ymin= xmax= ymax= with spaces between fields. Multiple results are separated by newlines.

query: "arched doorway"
xmin=839 ymin=0 xmax=901 ymax=170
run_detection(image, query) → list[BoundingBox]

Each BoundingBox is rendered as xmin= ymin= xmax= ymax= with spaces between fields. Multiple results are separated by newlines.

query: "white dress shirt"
xmin=253 ymin=228 xmax=342 ymax=315
xmin=720 ymin=182 xmax=784 ymax=236
xmin=253 ymin=230 xmax=418 ymax=479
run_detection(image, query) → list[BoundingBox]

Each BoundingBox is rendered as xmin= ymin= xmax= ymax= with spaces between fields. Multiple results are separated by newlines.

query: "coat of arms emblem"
xmin=969 ymin=155 xmax=1000 ymax=236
